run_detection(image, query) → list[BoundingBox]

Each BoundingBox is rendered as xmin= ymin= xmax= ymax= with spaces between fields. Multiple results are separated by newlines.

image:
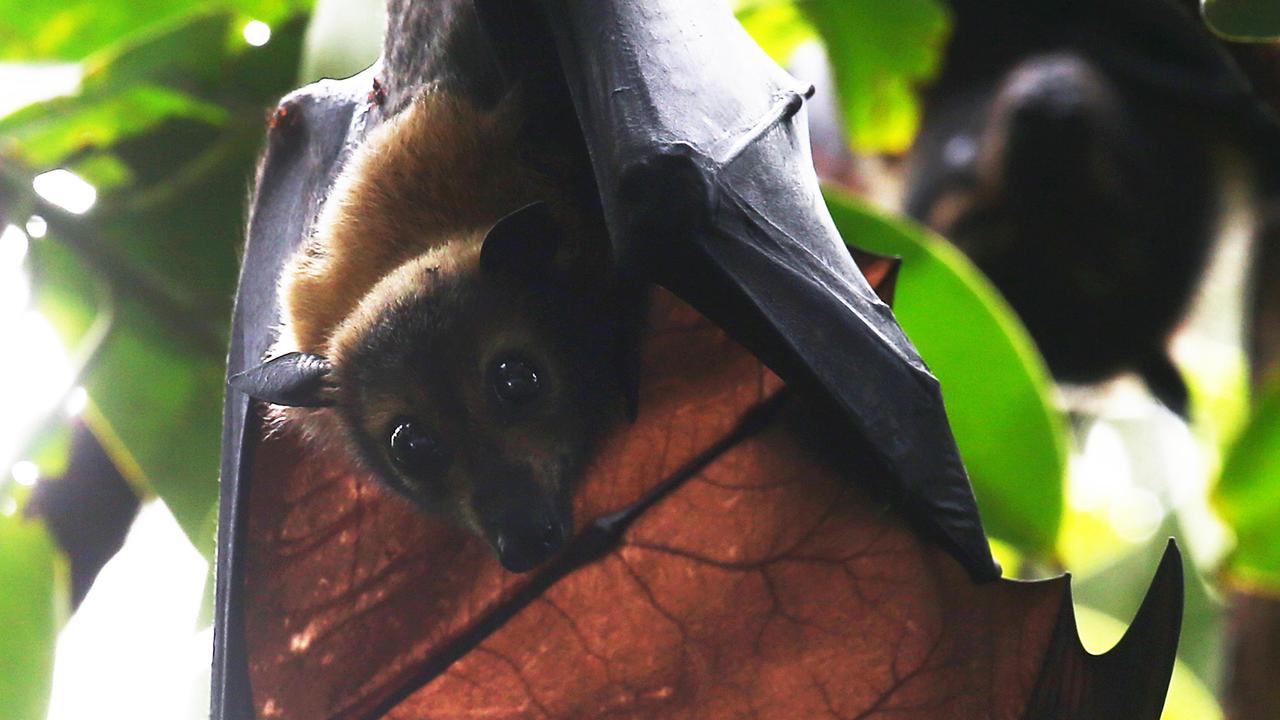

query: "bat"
xmin=904 ymin=0 xmax=1280 ymax=414
xmin=214 ymin=1 xmax=1186 ymax=716
xmin=229 ymin=90 xmax=632 ymax=574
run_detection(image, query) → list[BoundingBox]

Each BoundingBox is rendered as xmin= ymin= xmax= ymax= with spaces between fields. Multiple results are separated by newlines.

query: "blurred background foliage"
xmin=0 ymin=0 xmax=1275 ymax=718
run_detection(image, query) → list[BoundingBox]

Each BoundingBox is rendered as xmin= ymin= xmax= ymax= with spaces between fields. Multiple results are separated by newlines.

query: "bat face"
xmin=232 ymin=203 xmax=626 ymax=573
xmin=331 ymin=250 xmax=623 ymax=572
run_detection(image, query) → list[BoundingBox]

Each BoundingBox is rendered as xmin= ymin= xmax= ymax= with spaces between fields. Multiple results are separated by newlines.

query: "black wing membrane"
xmin=216 ymin=1 xmax=532 ymax=713
xmin=527 ymin=0 xmax=1001 ymax=581
xmin=215 ymin=4 xmax=521 ymax=715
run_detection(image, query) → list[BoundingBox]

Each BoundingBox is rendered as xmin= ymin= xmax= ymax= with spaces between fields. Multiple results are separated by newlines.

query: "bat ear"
xmin=229 ymin=352 xmax=334 ymax=407
xmin=480 ymin=202 xmax=563 ymax=279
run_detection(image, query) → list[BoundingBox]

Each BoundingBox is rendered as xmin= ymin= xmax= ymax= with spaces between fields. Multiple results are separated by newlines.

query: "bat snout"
xmin=472 ymin=470 xmax=571 ymax=573
xmin=492 ymin=510 xmax=568 ymax=573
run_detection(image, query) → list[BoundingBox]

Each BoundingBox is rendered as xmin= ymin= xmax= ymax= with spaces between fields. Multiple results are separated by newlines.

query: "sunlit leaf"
xmin=825 ymin=188 xmax=1067 ymax=555
xmin=0 ymin=0 xmax=205 ymax=61
xmin=296 ymin=0 xmax=385 ymax=83
xmin=735 ymin=0 xmax=949 ymax=153
xmin=68 ymin=153 xmax=134 ymax=192
xmin=30 ymin=185 xmax=228 ymax=560
xmin=25 ymin=425 xmax=74 ymax=480
xmin=85 ymin=330 xmax=223 ymax=555
xmin=735 ymin=1 xmax=818 ymax=64
xmin=0 ymin=504 xmax=61 ymax=720
xmin=1202 ymin=0 xmax=1280 ymax=41
xmin=803 ymin=0 xmax=950 ymax=153
xmin=1215 ymin=376 xmax=1280 ymax=591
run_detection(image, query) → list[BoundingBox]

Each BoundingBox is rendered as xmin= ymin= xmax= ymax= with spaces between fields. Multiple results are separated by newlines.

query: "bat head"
xmin=231 ymin=203 xmax=627 ymax=572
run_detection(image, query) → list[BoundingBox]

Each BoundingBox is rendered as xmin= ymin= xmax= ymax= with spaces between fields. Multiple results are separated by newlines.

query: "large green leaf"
xmin=0 ymin=500 xmax=60 ymax=720
xmin=825 ymin=189 xmax=1067 ymax=555
xmin=1202 ymin=0 xmax=1280 ymax=41
xmin=1215 ymin=377 xmax=1280 ymax=591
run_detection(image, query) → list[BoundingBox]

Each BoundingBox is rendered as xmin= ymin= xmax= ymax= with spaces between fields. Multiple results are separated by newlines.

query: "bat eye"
xmin=491 ymin=355 xmax=542 ymax=406
xmin=389 ymin=418 xmax=449 ymax=475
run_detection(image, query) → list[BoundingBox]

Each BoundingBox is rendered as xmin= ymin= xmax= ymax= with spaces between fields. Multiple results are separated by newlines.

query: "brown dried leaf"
xmin=244 ymin=289 xmax=1179 ymax=720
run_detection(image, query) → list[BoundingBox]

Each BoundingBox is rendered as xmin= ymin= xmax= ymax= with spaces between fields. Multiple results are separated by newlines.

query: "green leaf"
xmin=1215 ymin=376 xmax=1280 ymax=590
xmin=0 ymin=505 xmax=60 ymax=720
xmin=86 ymin=336 xmax=225 ymax=558
xmin=801 ymin=0 xmax=950 ymax=153
xmin=0 ymin=84 xmax=229 ymax=167
xmin=0 ymin=0 xmax=205 ymax=61
xmin=824 ymin=188 xmax=1068 ymax=555
xmin=0 ymin=0 xmax=310 ymax=61
xmin=1202 ymin=0 xmax=1280 ymax=41
xmin=25 ymin=425 xmax=75 ymax=480
xmin=68 ymin=152 xmax=135 ymax=192
xmin=735 ymin=0 xmax=950 ymax=153
xmin=735 ymin=1 xmax=819 ymax=65
xmin=0 ymin=9 xmax=311 ymax=169
xmin=78 ymin=12 xmax=231 ymax=93
xmin=29 ymin=219 xmax=224 ymax=558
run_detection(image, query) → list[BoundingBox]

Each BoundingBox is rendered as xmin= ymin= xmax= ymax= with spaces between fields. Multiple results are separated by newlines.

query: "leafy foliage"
xmin=0 ymin=6 xmax=310 ymax=713
xmin=1215 ymin=376 xmax=1280 ymax=591
xmin=7 ymin=9 xmax=310 ymax=554
xmin=0 ymin=506 xmax=59 ymax=720
xmin=825 ymin=190 xmax=1067 ymax=555
xmin=737 ymin=0 xmax=950 ymax=153
xmin=0 ymin=0 xmax=306 ymax=61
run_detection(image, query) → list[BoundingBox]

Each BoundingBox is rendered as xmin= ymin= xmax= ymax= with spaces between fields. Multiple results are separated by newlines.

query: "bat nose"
xmin=493 ymin=512 xmax=567 ymax=573
xmin=471 ymin=467 xmax=572 ymax=573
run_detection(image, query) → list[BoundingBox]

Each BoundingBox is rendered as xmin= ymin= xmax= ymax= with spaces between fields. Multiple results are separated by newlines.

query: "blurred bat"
xmin=905 ymin=0 xmax=1280 ymax=414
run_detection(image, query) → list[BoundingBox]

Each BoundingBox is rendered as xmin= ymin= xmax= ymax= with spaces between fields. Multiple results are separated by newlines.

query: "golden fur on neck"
xmin=277 ymin=89 xmax=582 ymax=358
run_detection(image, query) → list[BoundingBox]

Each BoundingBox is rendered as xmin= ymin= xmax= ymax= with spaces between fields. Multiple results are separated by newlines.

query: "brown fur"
xmin=279 ymin=91 xmax=590 ymax=355
xmin=271 ymin=89 xmax=608 ymax=447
